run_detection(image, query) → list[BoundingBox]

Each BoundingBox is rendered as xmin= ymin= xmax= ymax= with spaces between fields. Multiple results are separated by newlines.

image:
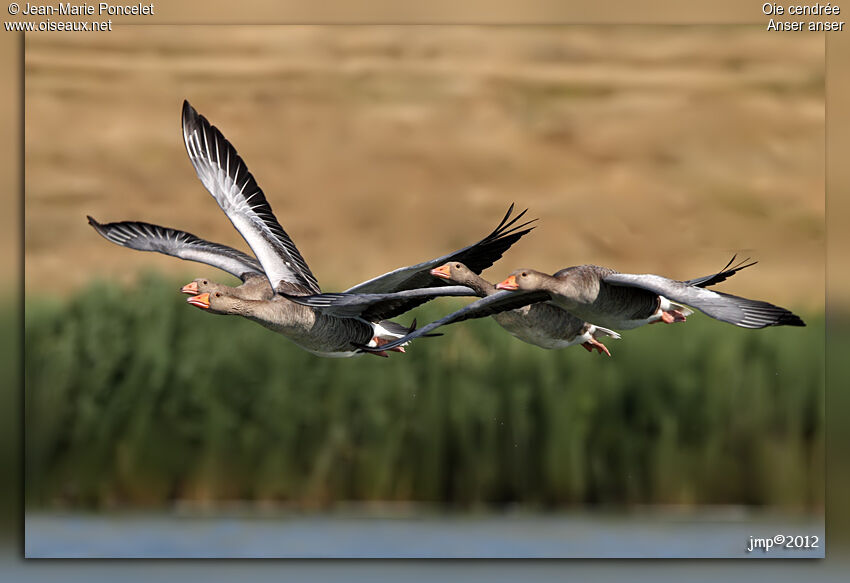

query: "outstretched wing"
xmin=685 ymin=255 xmax=757 ymax=288
xmin=603 ymin=273 xmax=805 ymax=328
xmin=279 ymin=285 xmax=478 ymax=322
xmin=355 ymin=289 xmax=551 ymax=353
xmin=344 ymin=204 xmax=536 ymax=294
xmin=181 ymin=100 xmax=321 ymax=294
xmin=87 ymin=216 xmax=263 ymax=280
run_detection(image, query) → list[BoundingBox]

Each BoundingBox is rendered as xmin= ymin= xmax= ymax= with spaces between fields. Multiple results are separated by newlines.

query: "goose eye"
xmin=203 ymin=280 xmax=208 ymax=285
xmin=455 ymin=263 xmax=461 ymax=269
xmin=214 ymin=292 xmax=221 ymax=298
xmin=521 ymin=272 xmax=527 ymax=277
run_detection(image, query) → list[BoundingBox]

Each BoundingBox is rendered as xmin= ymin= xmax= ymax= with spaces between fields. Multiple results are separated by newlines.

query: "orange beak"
xmin=495 ymin=275 xmax=519 ymax=291
xmin=181 ymin=281 xmax=199 ymax=295
xmin=186 ymin=292 xmax=210 ymax=309
xmin=430 ymin=264 xmax=452 ymax=279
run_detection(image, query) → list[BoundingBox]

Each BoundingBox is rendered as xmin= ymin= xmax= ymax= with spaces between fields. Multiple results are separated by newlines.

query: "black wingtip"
xmin=722 ymin=254 xmax=745 ymax=273
xmin=503 ymin=202 xmax=515 ymax=222
xmin=181 ymin=100 xmax=201 ymax=133
xmin=727 ymin=254 xmax=758 ymax=272
xmin=778 ymin=314 xmax=806 ymax=327
xmin=87 ymin=216 xmax=109 ymax=239
xmin=488 ymin=203 xmax=530 ymax=238
xmin=510 ymin=206 xmax=528 ymax=225
xmin=497 ymin=206 xmax=531 ymax=235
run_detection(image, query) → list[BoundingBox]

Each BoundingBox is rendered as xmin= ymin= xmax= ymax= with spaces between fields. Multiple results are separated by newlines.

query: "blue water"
xmin=25 ymin=509 xmax=824 ymax=558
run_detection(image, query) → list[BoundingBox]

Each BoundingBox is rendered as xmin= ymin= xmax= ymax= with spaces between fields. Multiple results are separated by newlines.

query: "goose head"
xmin=186 ymin=290 xmax=246 ymax=315
xmin=430 ymin=262 xmax=476 ymax=284
xmin=180 ymin=278 xmax=213 ymax=295
xmin=495 ymin=269 xmax=551 ymax=292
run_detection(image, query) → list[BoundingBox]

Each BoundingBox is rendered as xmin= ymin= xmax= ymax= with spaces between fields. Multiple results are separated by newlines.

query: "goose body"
xmin=187 ymin=284 xmax=474 ymax=357
xmin=505 ymin=264 xmax=678 ymax=330
xmin=187 ymin=290 xmax=394 ymax=357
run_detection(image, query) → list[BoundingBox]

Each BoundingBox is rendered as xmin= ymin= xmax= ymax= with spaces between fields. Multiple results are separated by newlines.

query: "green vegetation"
xmin=25 ymin=275 xmax=823 ymax=511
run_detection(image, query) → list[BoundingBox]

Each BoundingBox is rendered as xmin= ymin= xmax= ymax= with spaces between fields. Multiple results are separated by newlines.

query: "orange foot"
xmin=651 ymin=309 xmax=688 ymax=324
xmin=581 ymin=337 xmax=612 ymax=356
xmin=663 ymin=309 xmax=688 ymax=323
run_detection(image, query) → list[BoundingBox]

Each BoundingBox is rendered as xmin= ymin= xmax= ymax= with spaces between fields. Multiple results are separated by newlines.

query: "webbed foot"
xmin=581 ymin=337 xmax=612 ymax=356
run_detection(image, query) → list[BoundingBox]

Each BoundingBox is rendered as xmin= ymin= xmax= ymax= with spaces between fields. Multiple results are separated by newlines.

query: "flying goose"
xmin=494 ymin=263 xmax=805 ymax=331
xmin=184 ymin=286 xmax=465 ymax=357
xmin=89 ymin=101 xmax=535 ymax=356
xmin=345 ymin=256 xmax=764 ymax=354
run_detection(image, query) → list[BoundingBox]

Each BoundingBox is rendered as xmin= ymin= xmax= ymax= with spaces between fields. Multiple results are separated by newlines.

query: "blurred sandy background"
xmin=24 ymin=26 xmax=823 ymax=310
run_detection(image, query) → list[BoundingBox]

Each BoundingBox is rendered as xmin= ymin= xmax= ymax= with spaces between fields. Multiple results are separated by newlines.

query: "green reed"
xmin=24 ymin=275 xmax=824 ymax=510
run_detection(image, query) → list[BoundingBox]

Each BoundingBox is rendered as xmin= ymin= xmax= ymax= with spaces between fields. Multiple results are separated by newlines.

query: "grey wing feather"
xmin=279 ymin=285 xmax=478 ymax=322
xmin=87 ymin=216 xmax=263 ymax=280
xmin=343 ymin=203 xmax=536 ymax=294
xmin=181 ymin=100 xmax=321 ymax=294
xmin=356 ymin=289 xmax=550 ymax=353
xmin=603 ymin=273 xmax=805 ymax=328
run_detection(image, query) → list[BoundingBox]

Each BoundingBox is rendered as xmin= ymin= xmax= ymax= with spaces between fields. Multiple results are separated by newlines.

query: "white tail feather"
xmin=591 ymin=325 xmax=621 ymax=340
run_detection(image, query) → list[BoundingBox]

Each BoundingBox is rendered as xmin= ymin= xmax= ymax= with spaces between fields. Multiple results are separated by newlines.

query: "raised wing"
xmin=355 ymin=289 xmax=551 ymax=353
xmin=88 ymin=216 xmax=263 ymax=280
xmin=684 ymin=255 xmax=757 ymax=288
xmin=181 ymin=100 xmax=321 ymax=294
xmin=344 ymin=204 xmax=536 ymax=294
xmin=603 ymin=273 xmax=805 ymax=328
xmin=279 ymin=285 xmax=478 ymax=322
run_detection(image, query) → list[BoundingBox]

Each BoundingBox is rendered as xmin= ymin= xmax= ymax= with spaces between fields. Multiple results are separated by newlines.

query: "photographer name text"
xmin=19 ymin=2 xmax=153 ymax=16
